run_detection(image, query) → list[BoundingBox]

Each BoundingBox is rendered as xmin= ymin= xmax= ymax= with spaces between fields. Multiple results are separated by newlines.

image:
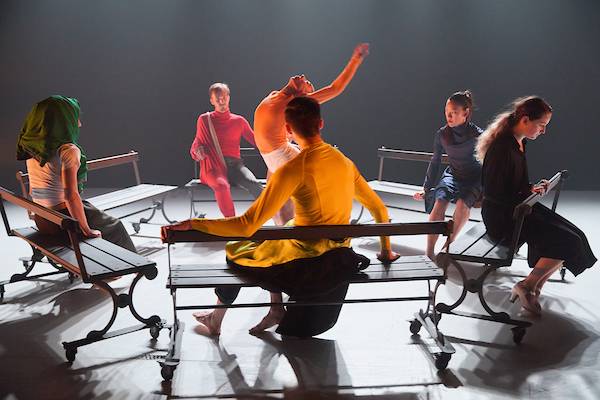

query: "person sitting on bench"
xmin=190 ymin=83 xmax=264 ymax=217
xmin=475 ymin=96 xmax=596 ymax=315
xmin=163 ymin=96 xmax=399 ymax=336
xmin=414 ymin=90 xmax=483 ymax=259
xmin=254 ymin=43 xmax=370 ymax=225
xmin=16 ymin=95 xmax=137 ymax=253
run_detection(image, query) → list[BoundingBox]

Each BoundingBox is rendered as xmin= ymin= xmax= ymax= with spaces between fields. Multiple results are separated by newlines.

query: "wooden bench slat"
xmin=83 ymin=237 xmax=156 ymax=268
xmin=87 ymin=184 xmax=176 ymax=211
xmin=447 ymin=223 xmax=489 ymax=255
xmin=171 ymin=255 xmax=435 ymax=273
xmin=13 ymin=228 xmax=114 ymax=277
xmin=86 ymin=184 xmax=164 ymax=206
xmin=171 ymin=265 xmax=442 ymax=280
xmin=13 ymin=227 xmax=155 ymax=279
xmin=358 ymin=269 xmax=443 ymax=281
xmin=168 ymin=268 xmax=443 ymax=289
xmin=368 ymin=180 xmax=421 ymax=196
xmin=460 ymin=234 xmax=510 ymax=260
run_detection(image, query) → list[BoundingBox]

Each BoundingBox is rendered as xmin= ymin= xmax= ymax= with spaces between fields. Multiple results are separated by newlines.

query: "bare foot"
xmin=193 ymin=311 xmax=221 ymax=336
xmin=249 ymin=308 xmax=285 ymax=334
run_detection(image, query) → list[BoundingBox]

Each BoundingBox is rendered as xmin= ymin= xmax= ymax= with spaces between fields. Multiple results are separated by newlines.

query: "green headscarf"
xmin=17 ymin=95 xmax=88 ymax=191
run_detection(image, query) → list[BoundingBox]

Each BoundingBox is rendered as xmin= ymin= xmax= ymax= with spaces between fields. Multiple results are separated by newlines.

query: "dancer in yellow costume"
xmin=163 ymin=97 xmax=398 ymax=335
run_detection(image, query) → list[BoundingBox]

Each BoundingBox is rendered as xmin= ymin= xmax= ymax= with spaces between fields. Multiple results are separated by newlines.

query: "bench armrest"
xmin=0 ymin=186 xmax=78 ymax=231
xmin=514 ymin=170 xmax=568 ymax=216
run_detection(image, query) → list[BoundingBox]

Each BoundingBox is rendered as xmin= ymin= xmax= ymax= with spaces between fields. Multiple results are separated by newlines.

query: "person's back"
xmin=283 ymin=142 xmax=357 ymax=226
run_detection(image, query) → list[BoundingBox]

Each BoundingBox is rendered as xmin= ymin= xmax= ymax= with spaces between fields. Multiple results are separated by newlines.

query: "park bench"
xmin=158 ymin=221 xmax=456 ymax=381
xmin=17 ymin=150 xmax=177 ymax=233
xmin=435 ymin=170 xmax=568 ymax=344
xmin=0 ymin=186 xmax=164 ymax=361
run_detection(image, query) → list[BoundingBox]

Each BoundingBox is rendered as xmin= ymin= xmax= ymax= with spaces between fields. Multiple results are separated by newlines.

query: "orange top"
xmin=253 ymin=56 xmax=364 ymax=154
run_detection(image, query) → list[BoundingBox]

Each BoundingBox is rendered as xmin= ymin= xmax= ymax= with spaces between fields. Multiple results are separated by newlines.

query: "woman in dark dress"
xmin=476 ymin=96 xmax=596 ymax=315
xmin=415 ymin=90 xmax=483 ymax=259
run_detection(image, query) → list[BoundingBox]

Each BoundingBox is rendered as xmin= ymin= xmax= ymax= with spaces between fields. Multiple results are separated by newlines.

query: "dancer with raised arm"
xmin=254 ymin=43 xmax=370 ymax=224
xmin=163 ymin=97 xmax=398 ymax=336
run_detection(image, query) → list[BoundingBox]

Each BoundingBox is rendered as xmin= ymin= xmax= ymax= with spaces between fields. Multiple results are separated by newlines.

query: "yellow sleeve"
xmin=352 ymin=165 xmax=391 ymax=251
xmin=191 ymin=158 xmax=302 ymax=237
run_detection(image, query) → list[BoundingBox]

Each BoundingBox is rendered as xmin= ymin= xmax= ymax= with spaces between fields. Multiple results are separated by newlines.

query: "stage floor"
xmin=1 ymin=187 xmax=599 ymax=400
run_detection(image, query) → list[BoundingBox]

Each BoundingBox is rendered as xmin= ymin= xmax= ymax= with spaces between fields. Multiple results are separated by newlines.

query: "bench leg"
xmin=128 ymin=271 xmax=164 ymax=336
xmin=62 ymin=274 xmax=165 ymax=363
xmin=86 ymin=280 xmax=122 ymax=339
xmin=434 ymin=255 xmax=469 ymax=314
xmin=435 ymin=257 xmax=532 ymax=344
xmin=409 ymin=279 xmax=456 ymax=370
xmin=159 ymin=288 xmax=182 ymax=381
xmin=2 ymin=247 xmax=75 ymax=301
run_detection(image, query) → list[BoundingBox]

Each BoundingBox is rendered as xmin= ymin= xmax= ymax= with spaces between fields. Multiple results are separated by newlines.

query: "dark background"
xmin=1 ymin=0 xmax=599 ymax=191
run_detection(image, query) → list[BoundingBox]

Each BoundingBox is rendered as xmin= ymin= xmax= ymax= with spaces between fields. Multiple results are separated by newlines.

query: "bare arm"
xmin=61 ymin=166 xmax=100 ymax=238
xmin=307 ymin=43 xmax=369 ymax=105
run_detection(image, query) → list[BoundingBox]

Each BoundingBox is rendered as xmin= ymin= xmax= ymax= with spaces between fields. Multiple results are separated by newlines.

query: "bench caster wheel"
xmin=150 ymin=325 xmax=161 ymax=339
xmin=132 ymin=222 xmax=141 ymax=233
xmin=65 ymin=347 xmax=77 ymax=362
xmin=434 ymin=353 xmax=451 ymax=370
xmin=512 ymin=327 xmax=526 ymax=344
xmin=560 ymin=267 xmax=566 ymax=281
xmin=409 ymin=319 xmax=422 ymax=335
xmin=161 ymin=364 xmax=175 ymax=381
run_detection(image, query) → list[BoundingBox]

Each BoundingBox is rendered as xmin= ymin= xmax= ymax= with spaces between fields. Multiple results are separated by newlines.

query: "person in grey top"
xmin=414 ymin=90 xmax=483 ymax=259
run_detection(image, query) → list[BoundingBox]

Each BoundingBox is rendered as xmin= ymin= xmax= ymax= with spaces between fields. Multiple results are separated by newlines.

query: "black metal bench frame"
xmin=0 ymin=187 xmax=164 ymax=361
xmin=158 ymin=221 xmax=457 ymax=381
xmin=436 ymin=170 xmax=568 ymax=344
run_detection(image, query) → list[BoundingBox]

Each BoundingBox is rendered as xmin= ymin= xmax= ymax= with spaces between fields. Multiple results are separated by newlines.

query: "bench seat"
xmin=167 ymin=255 xmax=442 ymax=289
xmin=87 ymin=183 xmax=177 ymax=212
xmin=445 ymin=223 xmax=512 ymax=265
xmin=13 ymin=227 xmax=157 ymax=282
xmin=368 ymin=180 xmax=421 ymax=197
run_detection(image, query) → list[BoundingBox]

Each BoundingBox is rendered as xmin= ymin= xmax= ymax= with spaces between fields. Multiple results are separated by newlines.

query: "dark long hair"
xmin=476 ymin=96 xmax=552 ymax=162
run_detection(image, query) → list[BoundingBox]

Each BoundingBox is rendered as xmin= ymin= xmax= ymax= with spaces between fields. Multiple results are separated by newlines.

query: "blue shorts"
xmin=433 ymin=169 xmax=481 ymax=208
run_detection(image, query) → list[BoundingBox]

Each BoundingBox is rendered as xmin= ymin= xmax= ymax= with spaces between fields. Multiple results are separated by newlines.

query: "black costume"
xmin=481 ymin=133 xmax=596 ymax=276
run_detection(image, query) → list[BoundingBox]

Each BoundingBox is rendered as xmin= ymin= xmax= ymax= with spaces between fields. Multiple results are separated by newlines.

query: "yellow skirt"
xmin=225 ymin=237 xmax=351 ymax=267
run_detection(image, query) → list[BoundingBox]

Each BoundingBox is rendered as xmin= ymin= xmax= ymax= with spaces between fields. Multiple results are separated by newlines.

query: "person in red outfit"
xmin=190 ymin=83 xmax=263 ymax=217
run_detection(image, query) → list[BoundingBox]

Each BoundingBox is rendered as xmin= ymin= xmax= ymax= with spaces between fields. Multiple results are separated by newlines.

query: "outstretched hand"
xmin=413 ymin=191 xmax=425 ymax=201
xmin=352 ymin=43 xmax=370 ymax=60
xmin=160 ymin=220 xmax=193 ymax=241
